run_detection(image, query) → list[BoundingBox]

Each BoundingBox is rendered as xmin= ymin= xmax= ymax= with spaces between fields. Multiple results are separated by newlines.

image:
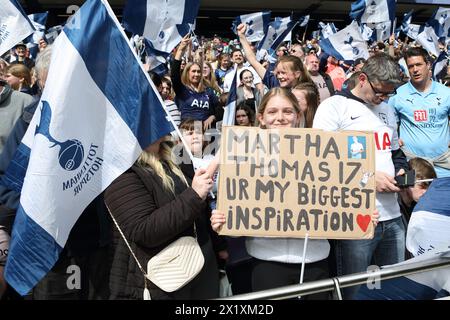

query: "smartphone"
xmin=395 ymin=169 xmax=415 ymax=188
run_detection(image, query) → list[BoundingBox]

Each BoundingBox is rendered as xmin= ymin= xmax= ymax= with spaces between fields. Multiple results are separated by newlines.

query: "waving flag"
xmin=222 ymin=70 xmax=238 ymax=126
xmin=257 ymin=16 xmax=298 ymax=63
xmin=319 ymin=22 xmax=338 ymax=39
xmin=350 ymin=0 xmax=396 ymax=24
xmin=432 ymin=51 xmax=449 ymax=80
xmin=123 ymin=0 xmax=200 ymax=41
xmin=416 ymin=26 xmax=441 ymax=57
xmin=319 ymin=21 xmax=369 ymax=62
xmin=0 ymin=0 xmax=36 ymax=56
xmin=360 ymin=23 xmax=374 ymax=41
xmin=45 ymin=25 xmax=63 ymax=44
xmin=25 ymin=12 xmax=48 ymax=58
xmin=401 ymin=10 xmax=414 ymax=34
xmin=3 ymin=0 xmax=173 ymax=296
xmin=406 ymin=178 xmax=450 ymax=257
xmin=356 ymin=249 xmax=450 ymax=300
xmin=369 ymin=21 xmax=392 ymax=42
xmin=299 ymin=15 xmax=310 ymax=28
xmin=233 ymin=11 xmax=271 ymax=42
xmin=427 ymin=7 xmax=450 ymax=39
xmin=405 ymin=23 xmax=423 ymax=40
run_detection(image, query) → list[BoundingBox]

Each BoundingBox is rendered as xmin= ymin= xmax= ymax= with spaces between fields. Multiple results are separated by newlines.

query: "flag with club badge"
xmin=3 ymin=0 xmax=173 ymax=296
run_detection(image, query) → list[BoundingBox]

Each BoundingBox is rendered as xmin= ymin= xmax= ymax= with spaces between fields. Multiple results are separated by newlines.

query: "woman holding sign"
xmin=211 ymin=88 xmax=331 ymax=298
xmin=211 ymin=88 xmax=380 ymax=298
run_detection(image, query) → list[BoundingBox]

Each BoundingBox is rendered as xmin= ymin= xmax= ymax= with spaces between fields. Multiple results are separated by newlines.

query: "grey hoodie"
xmin=0 ymin=84 xmax=33 ymax=153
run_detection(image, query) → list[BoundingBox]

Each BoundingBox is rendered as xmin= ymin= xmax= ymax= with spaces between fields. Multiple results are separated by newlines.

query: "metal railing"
xmin=219 ymin=256 xmax=450 ymax=300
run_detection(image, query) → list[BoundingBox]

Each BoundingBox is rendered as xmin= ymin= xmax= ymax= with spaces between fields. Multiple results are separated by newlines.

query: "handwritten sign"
xmin=217 ymin=127 xmax=376 ymax=239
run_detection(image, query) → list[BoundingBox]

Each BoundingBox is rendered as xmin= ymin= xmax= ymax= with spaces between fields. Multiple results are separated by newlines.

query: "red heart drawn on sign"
xmin=357 ymin=214 xmax=371 ymax=232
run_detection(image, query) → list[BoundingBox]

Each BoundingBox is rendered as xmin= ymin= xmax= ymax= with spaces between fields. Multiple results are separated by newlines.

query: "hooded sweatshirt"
xmin=0 ymin=84 xmax=33 ymax=153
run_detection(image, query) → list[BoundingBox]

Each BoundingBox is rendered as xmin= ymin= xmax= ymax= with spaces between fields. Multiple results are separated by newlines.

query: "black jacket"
xmin=105 ymin=164 xmax=209 ymax=299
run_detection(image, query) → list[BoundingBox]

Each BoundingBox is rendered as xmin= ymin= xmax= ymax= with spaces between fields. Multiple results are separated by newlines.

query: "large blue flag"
xmin=406 ymin=177 xmax=450 ymax=257
xmin=232 ymin=11 xmax=271 ymax=43
xmin=356 ymin=249 xmax=450 ymax=300
xmin=3 ymin=0 xmax=173 ymax=296
xmin=349 ymin=0 xmax=396 ymax=24
xmin=0 ymin=0 xmax=35 ymax=56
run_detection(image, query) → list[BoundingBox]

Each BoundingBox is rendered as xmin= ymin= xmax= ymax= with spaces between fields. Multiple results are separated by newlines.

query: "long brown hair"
xmin=292 ymin=82 xmax=320 ymax=128
xmin=275 ymin=55 xmax=313 ymax=87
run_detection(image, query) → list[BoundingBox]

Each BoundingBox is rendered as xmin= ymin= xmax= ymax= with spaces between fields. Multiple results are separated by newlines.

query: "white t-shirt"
xmin=223 ymin=65 xmax=262 ymax=93
xmin=310 ymin=73 xmax=331 ymax=103
xmin=246 ymin=237 xmax=330 ymax=264
xmin=313 ymin=92 xmax=401 ymax=222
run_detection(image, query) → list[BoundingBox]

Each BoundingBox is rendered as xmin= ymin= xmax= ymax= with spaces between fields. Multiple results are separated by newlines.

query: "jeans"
xmin=335 ymin=216 xmax=406 ymax=300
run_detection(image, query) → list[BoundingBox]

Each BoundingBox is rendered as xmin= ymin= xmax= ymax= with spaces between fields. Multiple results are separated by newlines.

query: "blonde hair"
xmin=137 ymin=141 xmax=187 ymax=193
xmin=181 ymin=62 xmax=206 ymax=92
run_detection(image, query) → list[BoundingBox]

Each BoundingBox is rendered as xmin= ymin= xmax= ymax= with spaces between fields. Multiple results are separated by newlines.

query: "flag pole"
xmin=302 ymin=22 xmax=309 ymax=43
xmin=298 ymin=233 xmax=309 ymax=299
xmin=104 ymin=1 xmax=202 ymax=180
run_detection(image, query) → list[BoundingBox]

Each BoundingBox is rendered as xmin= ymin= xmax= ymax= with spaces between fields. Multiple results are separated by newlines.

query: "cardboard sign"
xmin=217 ymin=127 xmax=376 ymax=239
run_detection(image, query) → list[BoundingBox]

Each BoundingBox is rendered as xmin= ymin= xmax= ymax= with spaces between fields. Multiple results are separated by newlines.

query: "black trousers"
xmin=251 ymin=258 xmax=331 ymax=300
xmin=30 ymin=246 xmax=111 ymax=300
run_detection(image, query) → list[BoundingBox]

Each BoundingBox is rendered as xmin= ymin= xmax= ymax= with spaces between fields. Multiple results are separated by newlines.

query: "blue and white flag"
xmin=360 ymin=23 xmax=374 ymax=41
xmin=319 ymin=21 xmax=369 ymax=61
xmin=299 ymin=15 xmax=310 ymax=28
xmin=405 ymin=23 xmax=422 ymax=40
xmin=416 ymin=25 xmax=441 ymax=57
xmin=319 ymin=22 xmax=338 ymax=39
xmin=356 ymin=249 xmax=450 ymax=300
xmin=0 ymin=0 xmax=36 ymax=56
xmin=406 ymin=177 xmax=450 ymax=257
xmin=3 ymin=0 xmax=173 ymax=296
xmin=257 ymin=16 xmax=298 ymax=63
xmin=427 ymin=7 xmax=450 ymax=39
xmin=143 ymin=23 xmax=191 ymax=55
xmin=368 ymin=21 xmax=392 ymax=42
xmin=123 ymin=0 xmax=200 ymax=41
xmin=44 ymin=25 xmax=63 ymax=44
xmin=349 ymin=0 xmax=396 ymax=24
xmin=222 ymin=70 xmax=238 ymax=126
xmin=401 ymin=10 xmax=414 ymax=34
xmin=25 ymin=12 xmax=48 ymax=59
xmin=432 ymin=51 xmax=449 ymax=80
xmin=232 ymin=11 xmax=271 ymax=43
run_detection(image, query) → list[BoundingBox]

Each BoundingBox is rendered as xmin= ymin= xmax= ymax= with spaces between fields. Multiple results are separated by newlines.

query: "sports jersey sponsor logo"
xmin=414 ymin=110 xmax=427 ymax=122
xmin=374 ymin=131 xmax=391 ymax=151
xmin=350 ymin=115 xmax=360 ymax=120
xmin=191 ymin=99 xmax=210 ymax=109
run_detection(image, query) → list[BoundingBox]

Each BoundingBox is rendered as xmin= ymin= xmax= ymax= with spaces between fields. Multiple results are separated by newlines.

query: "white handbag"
xmin=107 ymin=206 xmax=204 ymax=299
xmin=146 ymin=236 xmax=205 ymax=293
